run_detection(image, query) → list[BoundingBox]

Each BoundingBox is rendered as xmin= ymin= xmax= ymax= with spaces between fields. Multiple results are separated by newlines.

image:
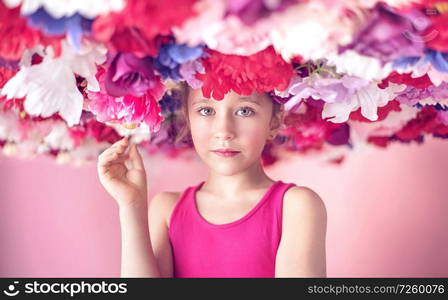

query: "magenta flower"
xmin=87 ymin=68 xmax=165 ymax=132
xmin=105 ymin=52 xmax=161 ymax=97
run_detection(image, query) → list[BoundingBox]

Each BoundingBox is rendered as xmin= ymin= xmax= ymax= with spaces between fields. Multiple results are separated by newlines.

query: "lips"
xmin=212 ymin=149 xmax=240 ymax=153
xmin=211 ymin=149 xmax=241 ymax=157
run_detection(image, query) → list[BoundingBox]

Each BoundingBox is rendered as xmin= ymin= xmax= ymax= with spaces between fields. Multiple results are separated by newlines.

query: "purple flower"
xmin=425 ymin=50 xmax=448 ymax=73
xmin=26 ymin=8 xmax=93 ymax=50
xmin=267 ymin=91 xmax=291 ymax=105
xmin=105 ymin=52 xmax=160 ymax=97
xmin=154 ymin=43 xmax=204 ymax=81
xmin=340 ymin=3 xmax=429 ymax=64
xmin=395 ymin=82 xmax=448 ymax=106
xmin=393 ymin=50 xmax=448 ymax=75
xmin=0 ymin=57 xmax=19 ymax=70
xmin=158 ymin=90 xmax=183 ymax=115
xmin=437 ymin=110 xmax=448 ymax=125
xmin=283 ymin=74 xmax=370 ymax=111
xmin=179 ymin=60 xmax=204 ymax=89
xmin=326 ymin=123 xmax=350 ymax=146
xmin=392 ymin=56 xmax=421 ymax=69
xmin=225 ymin=0 xmax=298 ymax=25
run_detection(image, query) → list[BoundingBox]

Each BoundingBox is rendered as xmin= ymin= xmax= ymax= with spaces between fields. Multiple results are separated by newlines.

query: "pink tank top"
xmin=168 ymin=180 xmax=296 ymax=278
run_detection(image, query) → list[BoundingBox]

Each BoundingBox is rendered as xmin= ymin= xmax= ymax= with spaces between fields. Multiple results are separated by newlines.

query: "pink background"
xmin=0 ymin=136 xmax=447 ymax=277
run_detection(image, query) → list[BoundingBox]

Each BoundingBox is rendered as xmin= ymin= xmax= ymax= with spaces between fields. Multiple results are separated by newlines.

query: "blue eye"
xmin=237 ymin=106 xmax=255 ymax=117
xmin=197 ymin=107 xmax=215 ymax=116
xmin=196 ymin=106 xmax=255 ymax=117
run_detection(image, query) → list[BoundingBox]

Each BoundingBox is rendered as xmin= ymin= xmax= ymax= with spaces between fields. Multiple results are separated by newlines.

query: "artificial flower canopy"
xmin=0 ymin=0 xmax=447 ymax=166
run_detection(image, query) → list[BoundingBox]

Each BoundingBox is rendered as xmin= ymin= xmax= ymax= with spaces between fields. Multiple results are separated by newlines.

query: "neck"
xmin=202 ymin=159 xmax=274 ymax=198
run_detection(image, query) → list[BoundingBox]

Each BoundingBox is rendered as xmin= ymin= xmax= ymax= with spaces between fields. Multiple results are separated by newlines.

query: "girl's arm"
xmin=119 ymin=201 xmax=162 ymax=277
xmin=275 ymin=186 xmax=327 ymax=278
xmin=97 ymin=137 xmax=163 ymax=277
xmin=147 ymin=191 xmax=177 ymax=277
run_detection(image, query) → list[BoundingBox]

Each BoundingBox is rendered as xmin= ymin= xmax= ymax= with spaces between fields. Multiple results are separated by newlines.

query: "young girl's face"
xmin=187 ymin=88 xmax=282 ymax=175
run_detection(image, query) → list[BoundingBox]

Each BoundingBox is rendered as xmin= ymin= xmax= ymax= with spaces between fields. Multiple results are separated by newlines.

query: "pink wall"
xmin=0 ymin=136 xmax=447 ymax=277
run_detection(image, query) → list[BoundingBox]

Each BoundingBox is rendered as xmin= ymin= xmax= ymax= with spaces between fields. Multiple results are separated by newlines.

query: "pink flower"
xmin=173 ymin=0 xmax=274 ymax=55
xmin=87 ymin=68 xmax=165 ymax=132
xmin=93 ymin=0 xmax=197 ymax=57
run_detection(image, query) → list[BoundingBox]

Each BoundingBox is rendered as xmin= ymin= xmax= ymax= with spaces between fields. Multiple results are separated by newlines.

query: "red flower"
xmin=68 ymin=116 xmax=122 ymax=146
xmin=379 ymin=71 xmax=433 ymax=89
xmin=279 ymin=102 xmax=349 ymax=153
xmin=424 ymin=13 xmax=448 ymax=52
xmin=0 ymin=95 xmax=24 ymax=112
xmin=368 ymin=106 xmax=448 ymax=147
xmin=367 ymin=136 xmax=391 ymax=148
xmin=0 ymin=67 xmax=16 ymax=88
xmin=0 ymin=2 xmax=62 ymax=60
xmin=261 ymin=143 xmax=278 ymax=167
xmin=67 ymin=124 xmax=89 ymax=147
xmin=93 ymin=0 xmax=197 ymax=57
xmin=291 ymin=55 xmax=304 ymax=65
xmin=328 ymin=155 xmax=345 ymax=165
xmin=196 ymin=46 xmax=295 ymax=100
xmin=349 ymin=99 xmax=402 ymax=122
xmin=395 ymin=106 xmax=448 ymax=140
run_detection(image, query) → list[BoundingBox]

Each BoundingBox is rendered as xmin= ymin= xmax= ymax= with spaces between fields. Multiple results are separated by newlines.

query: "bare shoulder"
xmin=149 ymin=191 xmax=182 ymax=225
xmin=283 ymin=186 xmax=327 ymax=220
xmin=276 ymin=185 xmax=327 ymax=277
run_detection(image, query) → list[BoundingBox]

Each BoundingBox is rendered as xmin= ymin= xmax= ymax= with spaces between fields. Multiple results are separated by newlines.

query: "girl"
xmin=97 ymin=84 xmax=327 ymax=278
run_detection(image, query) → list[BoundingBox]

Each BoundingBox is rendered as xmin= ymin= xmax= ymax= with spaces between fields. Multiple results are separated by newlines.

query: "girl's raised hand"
xmin=97 ymin=137 xmax=148 ymax=207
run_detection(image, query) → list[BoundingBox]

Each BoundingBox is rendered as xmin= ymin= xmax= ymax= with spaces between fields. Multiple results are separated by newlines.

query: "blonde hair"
xmin=174 ymin=82 xmax=283 ymax=144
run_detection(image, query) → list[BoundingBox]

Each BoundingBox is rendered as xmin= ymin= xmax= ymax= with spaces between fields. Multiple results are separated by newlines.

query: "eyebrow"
xmin=192 ymin=97 xmax=260 ymax=106
xmin=239 ymin=97 xmax=261 ymax=105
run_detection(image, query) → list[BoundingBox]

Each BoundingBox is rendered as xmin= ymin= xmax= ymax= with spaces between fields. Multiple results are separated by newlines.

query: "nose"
xmin=213 ymin=112 xmax=235 ymax=141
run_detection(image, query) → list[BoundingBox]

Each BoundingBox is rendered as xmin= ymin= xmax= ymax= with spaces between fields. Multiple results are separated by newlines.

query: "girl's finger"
xmin=99 ymin=149 xmax=118 ymax=160
xmin=102 ymin=138 xmax=127 ymax=155
xmin=102 ymin=157 xmax=128 ymax=167
xmin=100 ymin=145 xmax=118 ymax=157
xmin=112 ymin=137 xmax=128 ymax=147
xmin=111 ymin=141 xmax=129 ymax=153
xmin=128 ymin=143 xmax=145 ymax=171
xmin=101 ymin=140 xmax=128 ymax=157
xmin=99 ymin=151 xmax=129 ymax=165
xmin=112 ymin=136 xmax=128 ymax=146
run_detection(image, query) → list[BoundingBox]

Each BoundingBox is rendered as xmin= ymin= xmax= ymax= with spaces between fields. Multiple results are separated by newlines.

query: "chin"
xmin=207 ymin=159 xmax=254 ymax=176
xmin=210 ymin=166 xmax=245 ymax=176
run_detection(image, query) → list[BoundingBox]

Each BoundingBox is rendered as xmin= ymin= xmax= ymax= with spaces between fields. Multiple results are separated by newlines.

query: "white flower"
xmin=106 ymin=122 xmax=152 ymax=144
xmin=1 ymin=39 xmax=106 ymax=127
xmin=322 ymin=82 xmax=406 ymax=123
xmin=270 ymin=1 xmax=356 ymax=62
xmin=0 ymin=110 xmax=23 ymax=142
xmin=326 ymin=50 xmax=393 ymax=81
xmin=173 ymin=0 xmax=226 ymax=49
xmin=68 ymin=138 xmax=112 ymax=167
xmin=43 ymin=122 xmax=75 ymax=150
xmin=3 ymin=0 xmax=125 ymax=19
